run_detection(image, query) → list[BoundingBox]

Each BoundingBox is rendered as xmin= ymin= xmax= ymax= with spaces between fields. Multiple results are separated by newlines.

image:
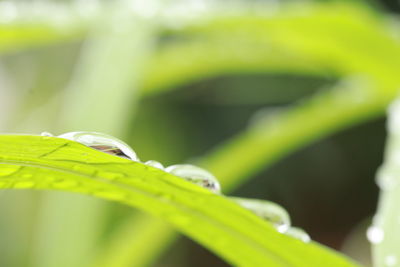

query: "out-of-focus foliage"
xmin=1 ymin=0 xmax=400 ymax=266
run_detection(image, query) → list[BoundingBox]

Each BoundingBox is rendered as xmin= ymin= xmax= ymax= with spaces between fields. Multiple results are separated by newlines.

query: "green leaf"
xmin=0 ymin=135 xmax=358 ymax=267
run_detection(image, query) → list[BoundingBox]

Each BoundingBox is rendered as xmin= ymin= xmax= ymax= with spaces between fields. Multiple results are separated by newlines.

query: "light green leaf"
xmin=0 ymin=135 xmax=358 ymax=267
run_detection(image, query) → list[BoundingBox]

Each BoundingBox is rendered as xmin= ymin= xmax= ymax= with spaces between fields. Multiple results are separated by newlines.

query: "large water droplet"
xmin=367 ymin=225 xmax=384 ymax=244
xmin=57 ymin=131 xmax=138 ymax=161
xmin=231 ymin=197 xmax=290 ymax=233
xmin=386 ymin=255 xmax=398 ymax=267
xmin=165 ymin=164 xmax=220 ymax=193
xmin=145 ymin=160 xmax=164 ymax=170
xmin=285 ymin=227 xmax=311 ymax=243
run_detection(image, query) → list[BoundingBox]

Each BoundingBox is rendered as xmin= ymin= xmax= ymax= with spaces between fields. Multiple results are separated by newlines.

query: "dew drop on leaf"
xmin=145 ymin=160 xmax=164 ymax=169
xmin=57 ymin=131 xmax=139 ymax=161
xmin=230 ymin=197 xmax=291 ymax=233
xmin=285 ymin=227 xmax=311 ymax=243
xmin=367 ymin=225 xmax=384 ymax=244
xmin=40 ymin=132 xmax=54 ymax=137
xmin=165 ymin=164 xmax=221 ymax=193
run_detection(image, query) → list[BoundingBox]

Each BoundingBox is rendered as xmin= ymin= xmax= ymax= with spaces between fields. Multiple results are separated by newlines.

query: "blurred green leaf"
xmin=0 ymin=4 xmax=91 ymax=54
xmin=141 ymin=3 xmax=400 ymax=95
xmin=96 ymin=3 xmax=400 ymax=266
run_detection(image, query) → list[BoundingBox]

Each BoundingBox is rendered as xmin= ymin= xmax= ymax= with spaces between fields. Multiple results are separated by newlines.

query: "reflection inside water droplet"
xmin=165 ymin=164 xmax=220 ymax=193
xmin=57 ymin=131 xmax=139 ymax=161
xmin=145 ymin=160 xmax=164 ymax=170
xmin=367 ymin=226 xmax=384 ymax=244
xmin=285 ymin=227 xmax=311 ymax=243
xmin=231 ymin=197 xmax=290 ymax=233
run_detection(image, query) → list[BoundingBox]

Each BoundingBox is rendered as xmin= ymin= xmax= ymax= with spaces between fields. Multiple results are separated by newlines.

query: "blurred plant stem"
xmin=91 ymin=214 xmax=176 ymax=267
xmin=31 ymin=1 xmax=159 ymax=267
xmin=371 ymin=95 xmax=400 ymax=267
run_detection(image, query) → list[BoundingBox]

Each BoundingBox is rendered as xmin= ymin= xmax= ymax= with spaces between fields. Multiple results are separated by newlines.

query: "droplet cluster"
xmin=40 ymin=131 xmax=311 ymax=241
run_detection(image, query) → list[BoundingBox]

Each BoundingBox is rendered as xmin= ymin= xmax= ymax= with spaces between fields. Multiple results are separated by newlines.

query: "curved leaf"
xmin=0 ymin=135 xmax=358 ymax=267
xmin=141 ymin=3 xmax=400 ymax=95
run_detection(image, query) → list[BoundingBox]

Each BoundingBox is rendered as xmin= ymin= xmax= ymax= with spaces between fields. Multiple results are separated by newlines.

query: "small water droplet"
xmin=367 ymin=226 xmax=384 ymax=244
xmin=231 ymin=197 xmax=291 ymax=233
xmin=386 ymin=255 xmax=398 ymax=266
xmin=0 ymin=165 xmax=21 ymax=177
xmin=285 ymin=227 xmax=311 ymax=243
xmin=145 ymin=160 xmax=164 ymax=170
xmin=165 ymin=164 xmax=221 ymax=193
xmin=41 ymin=132 xmax=54 ymax=137
xmin=57 ymin=131 xmax=139 ymax=161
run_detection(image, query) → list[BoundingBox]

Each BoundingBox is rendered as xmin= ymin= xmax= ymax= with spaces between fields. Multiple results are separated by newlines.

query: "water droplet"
xmin=231 ymin=197 xmax=290 ymax=233
xmin=0 ymin=165 xmax=21 ymax=177
xmin=367 ymin=226 xmax=384 ymax=244
xmin=145 ymin=160 xmax=164 ymax=170
xmin=57 ymin=132 xmax=139 ymax=161
xmin=41 ymin=132 xmax=54 ymax=137
xmin=165 ymin=164 xmax=220 ymax=193
xmin=285 ymin=227 xmax=311 ymax=243
xmin=386 ymin=255 xmax=398 ymax=266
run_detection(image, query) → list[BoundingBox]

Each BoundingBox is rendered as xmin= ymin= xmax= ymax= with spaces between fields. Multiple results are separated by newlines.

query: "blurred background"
xmin=1 ymin=0 xmax=400 ymax=266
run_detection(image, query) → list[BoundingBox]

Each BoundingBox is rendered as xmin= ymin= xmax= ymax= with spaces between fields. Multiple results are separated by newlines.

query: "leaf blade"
xmin=0 ymin=135 xmax=359 ymax=267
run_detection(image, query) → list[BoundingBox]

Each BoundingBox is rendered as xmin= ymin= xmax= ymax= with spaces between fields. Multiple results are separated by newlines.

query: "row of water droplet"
xmin=41 ymin=131 xmax=310 ymax=243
